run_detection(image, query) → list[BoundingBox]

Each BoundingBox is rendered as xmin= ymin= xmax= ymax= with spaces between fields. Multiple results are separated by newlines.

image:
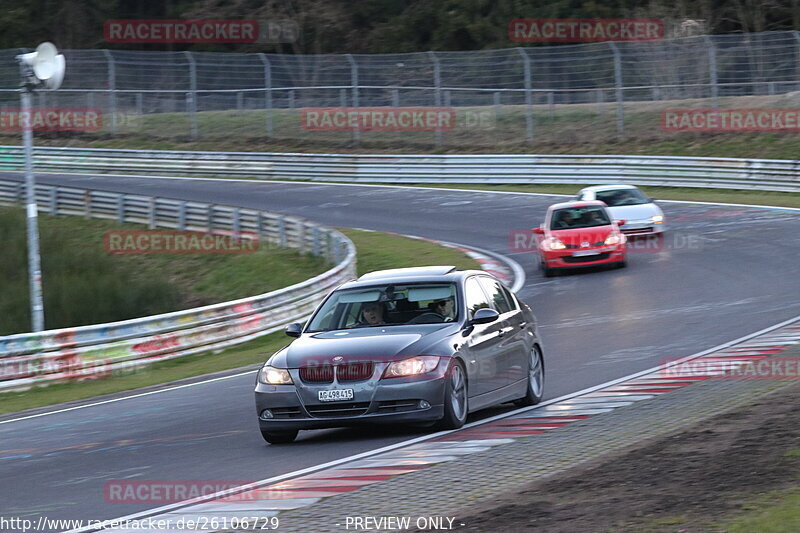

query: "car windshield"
xmin=550 ymin=206 xmax=611 ymax=230
xmin=306 ymin=282 xmax=459 ymax=332
xmin=596 ymin=188 xmax=650 ymax=207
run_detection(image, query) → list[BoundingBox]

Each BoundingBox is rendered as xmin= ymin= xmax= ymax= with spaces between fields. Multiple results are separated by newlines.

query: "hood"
xmin=270 ymin=325 xmax=457 ymax=368
xmin=550 ymin=226 xmax=615 ymax=246
xmin=606 ymin=203 xmax=661 ymax=221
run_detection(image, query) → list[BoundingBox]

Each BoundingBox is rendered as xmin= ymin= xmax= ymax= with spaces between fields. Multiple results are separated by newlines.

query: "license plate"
xmin=318 ymin=389 xmax=354 ymax=402
xmin=572 ymin=250 xmax=600 ymax=257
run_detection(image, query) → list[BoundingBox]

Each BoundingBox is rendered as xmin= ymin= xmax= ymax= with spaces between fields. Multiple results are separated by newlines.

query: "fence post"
xmin=103 ymin=50 xmax=117 ymax=135
xmin=257 ymin=53 xmax=273 ymax=137
xmin=49 ymin=187 xmax=57 ymax=215
xmin=340 ymin=88 xmax=348 ymax=107
xmin=207 ymin=205 xmax=215 ymax=232
xmin=236 ymin=91 xmax=244 ymax=114
xmin=84 ymin=191 xmax=92 ymax=219
xmin=391 ymin=88 xmax=399 ymax=108
xmin=117 ymin=194 xmax=125 ymax=223
xmin=428 ymin=51 xmax=443 ymax=146
xmin=256 ymin=211 xmax=265 ymax=243
xmin=232 ymin=208 xmax=241 ymax=234
xmin=178 ymin=201 xmax=187 ymax=230
xmin=703 ymin=35 xmax=719 ymax=108
xmin=517 ymin=48 xmax=534 ymax=142
xmin=149 ymin=197 xmax=156 ymax=229
xmin=184 ymin=51 xmax=198 ymax=139
xmin=345 ymin=54 xmax=360 ymax=145
xmin=608 ymin=42 xmax=625 ymax=134
xmin=278 ymin=216 xmax=287 ymax=247
xmin=136 ymin=92 xmax=143 ymax=116
xmin=312 ymin=226 xmax=320 ymax=256
xmin=795 ymin=32 xmax=800 ymax=90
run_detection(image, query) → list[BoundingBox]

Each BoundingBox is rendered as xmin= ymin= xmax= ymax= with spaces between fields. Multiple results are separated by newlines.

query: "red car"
xmin=534 ymin=201 xmax=627 ymax=277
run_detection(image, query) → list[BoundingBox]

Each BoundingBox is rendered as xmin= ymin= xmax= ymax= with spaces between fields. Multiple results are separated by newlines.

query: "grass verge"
xmin=721 ymin=488 xmax=800 ymax=532
xmin=0 ymin=207 xmax=328 ymax=335
xmin=0 ymin=228 xmax=481 ymax=415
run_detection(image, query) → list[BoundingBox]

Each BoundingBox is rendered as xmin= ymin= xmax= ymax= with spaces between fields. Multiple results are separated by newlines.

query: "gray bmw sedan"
xmin=254 ymin=266 xmax=544 ymax=443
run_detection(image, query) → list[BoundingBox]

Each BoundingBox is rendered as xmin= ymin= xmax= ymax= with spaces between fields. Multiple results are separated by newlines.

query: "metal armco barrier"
xmin=0 ymin=146 xmax=798 ymax=192
xmin=0 ymin=178 xmax=356 ymax=392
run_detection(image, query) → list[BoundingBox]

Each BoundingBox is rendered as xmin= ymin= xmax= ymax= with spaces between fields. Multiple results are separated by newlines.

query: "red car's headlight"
xmin=382 ymin=356 xmax=440 ymax=379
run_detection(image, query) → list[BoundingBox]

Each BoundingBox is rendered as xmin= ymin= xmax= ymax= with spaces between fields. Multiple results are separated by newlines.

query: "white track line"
xmin=64 ymin=312 xmax=800 ymax=533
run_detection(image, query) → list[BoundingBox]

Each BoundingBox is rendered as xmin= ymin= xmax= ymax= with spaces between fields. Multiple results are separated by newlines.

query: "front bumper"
xmin=619 ymin=221 xmax=665 ymax=235
xmin=541 ymin=244 xmax=626 ymax=269
xmin=254 ymin=373 xmax=447 ymax=432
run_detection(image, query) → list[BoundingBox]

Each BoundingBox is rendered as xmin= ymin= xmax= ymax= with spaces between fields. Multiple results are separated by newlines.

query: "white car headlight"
xmin=383 ymin=356 xmax=440 ymax=379
xmin=650 ymin=215 xmax=664 ymax=224
xmin=604 ymin=232 xmax=623 ymax=245
xmin=544 ymin=237 xmax=566 ymax=250
xmin=258 ymin=365 xmax=293 ymax=385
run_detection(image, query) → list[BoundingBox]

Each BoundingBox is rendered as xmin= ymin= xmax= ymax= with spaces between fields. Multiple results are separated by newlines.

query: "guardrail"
xmin=0 ymin=178 xmax=356 ymax=392
xmin=0 ymin=146 xmax=798 ymax=192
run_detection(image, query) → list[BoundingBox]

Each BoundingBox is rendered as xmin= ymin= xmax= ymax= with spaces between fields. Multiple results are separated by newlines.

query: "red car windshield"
xmin=550 ymin=206 xmax=611 ymax=230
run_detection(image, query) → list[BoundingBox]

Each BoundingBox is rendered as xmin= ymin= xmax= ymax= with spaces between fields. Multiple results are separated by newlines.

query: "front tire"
xmin=434 ymin=360 xmax=468 ymax=430
xmin=260 ymin=429 xmax=298 ymax=444
xmin=515 ymin=345 xmax=545 ymax=407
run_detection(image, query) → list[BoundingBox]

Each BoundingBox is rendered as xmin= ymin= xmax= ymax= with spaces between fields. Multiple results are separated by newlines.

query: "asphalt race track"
xmin=1 ymin=172 xmax=799 ymax=529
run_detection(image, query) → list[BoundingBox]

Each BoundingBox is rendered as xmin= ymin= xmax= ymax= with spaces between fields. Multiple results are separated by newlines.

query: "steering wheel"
xmin=407 ymin=312 xmax=446 ymax=324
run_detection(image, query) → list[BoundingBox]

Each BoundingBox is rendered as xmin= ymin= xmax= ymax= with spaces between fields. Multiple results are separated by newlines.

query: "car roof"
xmin=548 ymin=200 xmax=608 ymax=211
xmin=580 ymin=184 xmax=639 ymax=192
xmin=339 ymin=266 xmax=486 ymax=290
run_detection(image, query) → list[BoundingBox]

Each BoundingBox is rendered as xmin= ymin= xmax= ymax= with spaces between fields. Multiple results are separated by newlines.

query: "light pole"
xmin=16 ymin=42 xmax=65 ymax=332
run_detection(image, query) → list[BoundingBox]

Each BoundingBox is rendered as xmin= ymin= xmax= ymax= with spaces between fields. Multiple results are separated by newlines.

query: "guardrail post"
xmin=516 ymin=48 xmax=534 ymax=142
xmin=236 ymin=91 xmax=244 ymax=114
xmin=345 ymin=54 xmax=360 ymax=146
xmin=608 ymin=42 xmax=625 ymax=134
xmin=208 ymin=205 xmax=215 ymax=232
xmin=256 ymin=211 xmax=265 ymax=243
xmin=703 ymin=35 xmax=719 ymax=108
xmin=795 ymin=32 xmax=800 ymax=89
xmin=103 ymin=50 xmax=117 ymax=135
xmin=84 ymin=190 xmax=92 ymax=219
xmin=149 ymin=197 xmax=156 ymax=229
xmin=257 ymin=53 xmax=273 ymax=137
xmin=391 ymin=89 xmax=399 ymax=108
xmin=340 ymin=88 xmax=348 ymax=107
xmin=184 ymin=51 xmax=198 ymax=139
xmin=178 ymin=201 xmax=187 ymax=230
xmin=232 ymin=208 xmax=241 ymax=234
xmin=117 ymin=194 xmax=125 ymax=223
xmin=136 ymin=93 xmax=143 ymax=116
xmin=312 ymin=226 xmax=321 ymax=256
xmin=297 ymin=220 xmax=306 ymax=252
xmin=547 ymin=92 xmax=554 ymax=117
xmin=17 ymin=181 xmax=24 ymax=202
xmin=49 ymin=188 xmax=57 ymax=215
xmin=428 ymin=51 xmax=443 ymax=146
xmin=278 ymin=216 xmax=287 ymax=247
xmin=289 ymin=89 xmax=295 ymax=109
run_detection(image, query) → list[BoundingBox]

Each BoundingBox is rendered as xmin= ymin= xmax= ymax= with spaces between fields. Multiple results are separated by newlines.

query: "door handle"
xmin=518 ymin=321 xmax=527 ymax=328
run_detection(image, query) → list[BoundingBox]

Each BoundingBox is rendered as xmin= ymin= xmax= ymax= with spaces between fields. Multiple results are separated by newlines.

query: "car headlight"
xmin=383 ymin=356 xmax=440 ymax=378
xmin=650 ymin=215 xmax=664 ymax=224
xmin=544 ymin=237 xmax=566 ymax=250
xmin=258 ymin=365 xmax=293 ymax=385
xmin=604 ymin=232 xmax=623 ymax=245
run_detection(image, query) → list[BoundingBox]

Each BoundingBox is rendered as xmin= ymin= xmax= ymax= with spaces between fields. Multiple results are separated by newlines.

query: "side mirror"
xmin=615 ymin=219 xmax=627 ymax=226
xmin=533 ymin=227 xmax=544 ymax=235
xmin=471 ymin=308 xmax=500 ymax=325
xmin=649 ymin=197 xmax=657 ymax=203
xmin=285 ymin=323 xmax=302 ymax=338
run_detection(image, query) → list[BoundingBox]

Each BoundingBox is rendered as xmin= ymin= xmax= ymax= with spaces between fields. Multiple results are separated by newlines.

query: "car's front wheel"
xmin=435 ymin=360 xmax=468 ymax=430
xmin=515 ymin=345 xmax=545 ymax=406
xmin=260 ymin=429 xmax=298 ymax=444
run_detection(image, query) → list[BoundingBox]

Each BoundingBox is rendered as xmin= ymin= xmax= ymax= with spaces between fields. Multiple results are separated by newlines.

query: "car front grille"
xmin=563 ymin=252 xmax=611 ymax=264
xmin=306 ymin=402 xmax=371 ymax=418
xmin=376 ymin=399 xmax=420 ymax=413
xmin=622 ymin=227 xmax=654 ymax=234
xmin=564 ymin=241 xmax=605 ymax=249
xmin=337 ymin=361 xmax=375 ymax=381
xmin=299 ymin=364 xmax=334 ymax=384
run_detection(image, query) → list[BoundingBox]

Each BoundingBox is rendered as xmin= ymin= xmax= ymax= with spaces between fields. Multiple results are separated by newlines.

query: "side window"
xmin=501 ymin=285 xmax=519 ymax=310
xmin=478 ymin=277 xmax=512 ymax=314
xmin=464 ymin=277 xmax=491 ymax=318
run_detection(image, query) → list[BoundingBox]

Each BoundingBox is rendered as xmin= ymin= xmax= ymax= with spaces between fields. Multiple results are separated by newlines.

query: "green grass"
xmin=0 ymin=207 xmax=328 ymax=335
xmin=784 ymin=449 xmax=800 ymax=458
xmin=722 ymin=488 xmax=800 ymax=533
xmin=0 ymin=228 xmax=480 ymax=415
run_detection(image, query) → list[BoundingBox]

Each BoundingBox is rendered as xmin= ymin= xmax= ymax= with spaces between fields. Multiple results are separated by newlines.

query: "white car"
xmin=576 ymin=185 xmax=665 ymax=235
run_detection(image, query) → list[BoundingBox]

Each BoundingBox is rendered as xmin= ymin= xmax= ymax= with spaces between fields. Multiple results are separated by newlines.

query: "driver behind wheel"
xmin=359 ymin=301 xmax=386 ymax=325
xmin=432 ymin=297 xmax=455 ymax=321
